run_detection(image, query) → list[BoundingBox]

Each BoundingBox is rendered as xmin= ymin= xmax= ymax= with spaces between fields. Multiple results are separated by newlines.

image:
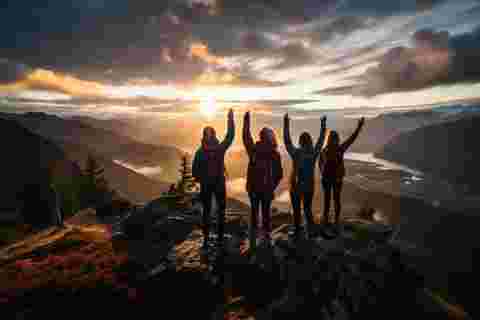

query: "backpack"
xmin=248 ymin=144 xmax=281 ymax=193
xmin=295 ymin=151 xmax=316 ymax=190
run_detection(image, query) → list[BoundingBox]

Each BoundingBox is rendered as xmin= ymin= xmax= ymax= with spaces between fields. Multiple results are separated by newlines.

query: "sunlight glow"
xmin=198 ymin=95 xmax=218 ymax=119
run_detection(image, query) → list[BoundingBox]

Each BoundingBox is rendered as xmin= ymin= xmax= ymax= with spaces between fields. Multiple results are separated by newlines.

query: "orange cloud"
xmin=25 ymin=69 xmax=106 ymax=97
xmin=189 ymin=42 xmax=225 ymax=65
xmin=195 ymin=70 xmax=236 ymax=85
xmin=0 ymin=68 xmax=107 ymax=98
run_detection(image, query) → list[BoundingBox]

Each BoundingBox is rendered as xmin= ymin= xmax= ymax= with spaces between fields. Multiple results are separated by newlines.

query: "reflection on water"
xmin=113 ymin=159 xmax=163 ymax=176
xmin=345 ymin=152 xmax=423 ymax=176
xmin=345 ymin=153 xmax=480 ymax=211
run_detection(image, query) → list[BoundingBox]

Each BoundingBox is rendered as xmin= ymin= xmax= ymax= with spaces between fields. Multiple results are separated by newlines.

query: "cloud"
xmin=0 ymin=59 xmax=30 ymax=84
xmin=189 ymin=42 xmax=226 ymax=65
xmin=0 ymin=0 xmax=472 ymax=101
xmin=310 ymin=16 xmax=375 ymax=43
xmin=339 ymin=0 xmax=448 ymax=15
xmin=271 ymin=42 xmax=316 ymax=70
xmin=193 ymin=68 xmax=286 ymax=87
xmin=448 ymin=26 xmax=480 ymax=84
xmin=214 ymin=0 xmax=338 ymax=21
xmin=315 ymin=29 xmax=456 ymax=96
xmin=0 ymin=61 xmax=107 ymax=97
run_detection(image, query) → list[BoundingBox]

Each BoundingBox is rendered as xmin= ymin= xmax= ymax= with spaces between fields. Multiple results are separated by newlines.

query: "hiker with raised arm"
xmin=284 ymin=114 xmax=326 ymax=240
xmin=243 ymin=111 xmax=283 ymax=254
xmin=192 ymin=109 xmax=235 ymax=255
xmin=319 ymin=117 xmax=365 ymax=233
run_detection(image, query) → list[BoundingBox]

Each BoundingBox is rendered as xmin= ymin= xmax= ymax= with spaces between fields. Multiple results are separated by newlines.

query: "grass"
xmin=0 ymin=225 xmax=133 ymax=306
xmin=0 ymin=224 xmax=32 ymax=247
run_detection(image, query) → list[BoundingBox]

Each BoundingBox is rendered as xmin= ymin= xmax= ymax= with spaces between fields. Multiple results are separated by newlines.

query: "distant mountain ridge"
xmin=0 ymin=112 xmax=184 ymax=183
xmin=0 ymin=118 xmax=81 ymax=211
xmin=376 ymin=115 xmax=480 ymax=193
xmin=0 ymin=113 xmax=172 ymax=206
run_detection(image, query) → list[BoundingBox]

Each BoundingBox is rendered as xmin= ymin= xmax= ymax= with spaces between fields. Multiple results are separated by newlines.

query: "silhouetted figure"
xmin=192 ymin=109 xmax=235 ymax=255
xmin=49 ymin=183 xmax=64 ymax=227
xmin=284 ymin=114 xmax=326 ymax=240
xmin=319 ymin=117 xmax=365 ymax=231
xmin=243 ymin=111 xmax=283 ymax=253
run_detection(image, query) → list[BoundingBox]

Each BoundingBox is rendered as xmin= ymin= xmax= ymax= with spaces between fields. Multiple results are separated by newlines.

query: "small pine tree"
xmin=176 ymin=155 xmax=197 ymax=194
xmin=81 ymin=154 xmax=109 ymax=207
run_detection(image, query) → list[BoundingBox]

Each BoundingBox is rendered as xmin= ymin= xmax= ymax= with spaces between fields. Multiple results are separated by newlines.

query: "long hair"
xmin=323 ymin=129 xmax=340 ymax=150
xmin=201 ymin=126 xmax=219 ymax=147
xmin=259 ymin=127 xmax=278 ymax=149
xmin=299 ymin=132 xmax=314 ymax=152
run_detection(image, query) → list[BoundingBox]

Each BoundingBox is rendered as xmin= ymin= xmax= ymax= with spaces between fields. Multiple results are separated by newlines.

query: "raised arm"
xmin=314 ymin=116 xmax=327 ymax=159
xmin=341 ymin=117 xmax=365 ymax=152
xmin=220 ymin=108 xmax=235 ymax=150
xmin=283 ymin=113 xmax=296 ymax=158
xmin=242 ymin=111 xmax=254 ymax=156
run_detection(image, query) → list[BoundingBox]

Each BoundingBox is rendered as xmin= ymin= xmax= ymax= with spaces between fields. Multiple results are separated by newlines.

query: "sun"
xmin=199 ymin=96 xmax=218 ymax=119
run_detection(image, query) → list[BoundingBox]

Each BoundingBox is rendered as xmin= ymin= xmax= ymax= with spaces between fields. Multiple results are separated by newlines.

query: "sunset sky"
xmin=1 ymin=0 xmax=480 ymax=110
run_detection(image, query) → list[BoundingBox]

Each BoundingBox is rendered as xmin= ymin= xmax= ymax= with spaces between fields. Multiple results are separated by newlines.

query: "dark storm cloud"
xmin=340 ymin=0 xmax=448 ymax=15
xmin=0 ymin=0 xmax=461 ymax=92
xmin=214 ymin=0 xmax=338 ymax=22
xmin=0 ymin=60 xmax=30 ymax=84
xmin=448 ymin=26 xmax=480 ymax=84
xmin=315 ymin=27 xmax=480 ymax=96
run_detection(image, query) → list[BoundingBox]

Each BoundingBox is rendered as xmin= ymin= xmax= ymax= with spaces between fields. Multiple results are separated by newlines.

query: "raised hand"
xmin=321 ymin=116 xmax=327 ymax=128
xmin=358 ymin=117 xmax=365 ymax=128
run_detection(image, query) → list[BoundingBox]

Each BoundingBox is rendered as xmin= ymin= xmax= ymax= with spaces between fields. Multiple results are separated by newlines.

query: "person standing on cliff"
xmin=319 ymin=117 xmax=365 ymax=233
xmin=192 ymin=109 xmax=235 ymax=256
xmin=243 ymin=111 xmax=283 ymax=254
xmin=284 ymin=114 xmax=326 ymax=240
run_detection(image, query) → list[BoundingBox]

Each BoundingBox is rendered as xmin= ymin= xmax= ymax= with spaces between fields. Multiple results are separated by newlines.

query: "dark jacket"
xmin=192 ymin=117 xmax=235 ymax=185
xmin=319 ymin=123 xmax=362 ymax=180
xmin=284 ymin=118 xmax=326 ymax=193
xmin=243 ymin=118 xmax=283 ymax=194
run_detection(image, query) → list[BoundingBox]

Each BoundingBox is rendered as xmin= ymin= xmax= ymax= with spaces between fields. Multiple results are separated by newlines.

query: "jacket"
xmin=192 ymin=118 xmax=235 ymax=185
xmin=243 ymin=118 xmax=283 ymax=194
xmin=284 ymin=118 xmax=326 ymax=193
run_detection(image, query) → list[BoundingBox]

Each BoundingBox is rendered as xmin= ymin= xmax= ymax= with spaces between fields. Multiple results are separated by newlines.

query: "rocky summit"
xmin=0 ymin=199 xmax=471 ymax=320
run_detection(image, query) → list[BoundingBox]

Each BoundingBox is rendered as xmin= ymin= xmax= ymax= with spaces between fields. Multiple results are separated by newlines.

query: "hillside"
xmin=0 ymin=202 xmax=471 ymax=319
xmin=0 ymin=112 xmax=184 ymax=183
xmin=376 ymin=116 xmax=480 ymax=193
xmin=59 ymin=142 xmax=169 ymax=204
xmin=0 ymin=118 xmax=82 ymax=212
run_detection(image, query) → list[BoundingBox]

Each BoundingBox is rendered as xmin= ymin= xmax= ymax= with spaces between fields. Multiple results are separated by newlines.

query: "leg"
xmin=290 ymin=190 xmax=302 ymax=236
xmin=261 ymin=194 xmax=273 ymax=243
xmin=322 ymin=179 xmax=332 ymax=224
xmin=333 ymin=180 xmax=343 ymax=226
xmin=200 ymin=184 xmax=213 ymax=247
xmin=303 ymin=191 xmax=314 ymax=238
xmin=248 ymin=193 xmax=260 ymax=253
xmin=214 ymin=182 xmax=227 ymax=251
